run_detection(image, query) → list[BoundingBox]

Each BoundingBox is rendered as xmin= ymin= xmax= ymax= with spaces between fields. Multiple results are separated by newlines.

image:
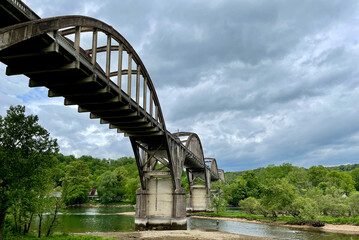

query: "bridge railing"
xmin=55 ymin=18 xmax=164 ymax=128
xmin=8 ymin=0 xmax=40 ymax=20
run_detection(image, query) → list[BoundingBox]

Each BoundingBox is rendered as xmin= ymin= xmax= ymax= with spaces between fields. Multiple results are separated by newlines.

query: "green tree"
xmin=258 ymin=163 xmax=293 ymax=181
xmin=289 ymin=197 xmax=319 ymax=221
xmin=260 ymin=178 xmax=298 ymax=217
xmin=350 ymin=168 xmax=359 ymax=191
xmin=241 ymin=171 xmax=261 ymax=198
xmin=308 ymin=165 xmax=328 ymax=187
xmin=97 ymin=171 xmax=121 ymax=204
xmin=0 ymin=105 xmax=59 ymax=239
xmin=318 ymin=193 xmax=347 ymax=217
xmin=62 ymin=160 xmax=91 ymax=205
xmin=287 ymin=167 xmax=311 ymax=194
xmin=324 ymin=171 xmax=355 ymax=195
xmin=226 ymin=177 xmax=247 ymax=206
xmin=210 ymin=181 xmax=227 ymax=214
xmin=240 ymin=197 xmax=259 ymax=214
xmin=347 ymin=192 xmax=359 ymax=217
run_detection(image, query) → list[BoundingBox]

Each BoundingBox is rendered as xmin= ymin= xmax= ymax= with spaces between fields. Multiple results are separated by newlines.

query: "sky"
xmin=1 ymin=0 xmax=359 ymax=172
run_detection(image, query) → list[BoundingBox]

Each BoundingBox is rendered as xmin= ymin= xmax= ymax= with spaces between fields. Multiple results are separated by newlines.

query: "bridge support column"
xmin=135 ymin=178 xmax=187 ymax=230
xmin=186 ymin=168 xmax=211 ymax=212
xmin=132 ymin=138 xmax=187 ymax=230
xmin=187 ymin=185 xmax=210 ymax=212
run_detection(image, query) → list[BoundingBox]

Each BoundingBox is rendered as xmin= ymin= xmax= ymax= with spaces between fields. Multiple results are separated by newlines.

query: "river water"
xmin=34 ymin=207 xmax=359 ymax=239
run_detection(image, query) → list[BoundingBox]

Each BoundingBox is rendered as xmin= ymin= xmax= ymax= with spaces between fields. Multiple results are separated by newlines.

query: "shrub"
xmin=240 ymin=197 xmax=259 ymax=214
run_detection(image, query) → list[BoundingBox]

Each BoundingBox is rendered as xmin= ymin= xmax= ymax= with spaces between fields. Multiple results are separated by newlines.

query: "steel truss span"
xmin=0 ymin=0 xmax=225 ymax=230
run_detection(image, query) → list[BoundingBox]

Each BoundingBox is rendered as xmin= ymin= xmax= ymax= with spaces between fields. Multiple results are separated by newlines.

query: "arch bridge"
xmin=0 ymin=0 xmax=225 ymax=230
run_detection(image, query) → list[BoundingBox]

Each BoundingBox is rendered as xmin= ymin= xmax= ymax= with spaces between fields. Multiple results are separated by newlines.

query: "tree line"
xmin=58 ymin=155 xmax=140 ymax=205
xmin=222 ymin=163 xmax=359 ymax=224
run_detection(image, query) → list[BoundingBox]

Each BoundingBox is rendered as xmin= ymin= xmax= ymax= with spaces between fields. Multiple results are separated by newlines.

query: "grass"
xmin=318 ymin=216 xmax=359 ymax=225
xmin=192 ymin=211 xmax=359 ymax=226
xmin=3 ymin=233 xmax=115 ymax=240
xmin=194 ymin=211 xmax=266 ymax=221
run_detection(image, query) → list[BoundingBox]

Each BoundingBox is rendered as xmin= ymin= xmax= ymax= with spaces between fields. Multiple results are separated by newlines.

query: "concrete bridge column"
xmin=133 ymin=138 xmax=187 ymax=230
xmin=186 ymin=168 xmax=211 ymax=212
xmin=135 ymin=176 xmax=187 ymax=230
xmin=187 ymin=185 xmax=210 ymax=212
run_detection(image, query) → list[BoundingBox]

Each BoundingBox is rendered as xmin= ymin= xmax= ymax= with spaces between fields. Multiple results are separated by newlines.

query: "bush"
xmin=289 ymin=197 xmax=319 ymax=222
xmin=240 ymin=197 xmax=259 ymax=214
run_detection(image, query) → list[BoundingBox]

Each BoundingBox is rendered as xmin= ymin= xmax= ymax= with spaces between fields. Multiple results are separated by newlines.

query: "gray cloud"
xmin=1 ymin=0 xmax=359 ymax=171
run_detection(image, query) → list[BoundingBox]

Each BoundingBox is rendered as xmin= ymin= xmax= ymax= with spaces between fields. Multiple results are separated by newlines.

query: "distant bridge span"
xmin=0 ymin=0 xmax=225 ymax=230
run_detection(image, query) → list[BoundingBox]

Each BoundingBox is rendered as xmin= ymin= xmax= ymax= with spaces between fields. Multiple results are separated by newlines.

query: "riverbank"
xmin=191 ymin=215 xmax=359 ymax=235
xmin=76 ymin=229 xmax=273 ymax=240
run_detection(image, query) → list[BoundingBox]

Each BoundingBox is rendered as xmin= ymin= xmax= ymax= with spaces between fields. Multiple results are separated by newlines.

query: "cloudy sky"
xmin=1 ymin=0 xmax=359 ymax=171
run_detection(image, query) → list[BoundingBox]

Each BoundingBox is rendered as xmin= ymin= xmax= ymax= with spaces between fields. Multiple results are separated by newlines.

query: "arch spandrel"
xmin=173 ymin=132 xmax=205 ymax=167
xmin=205 ymin=157 xmax=219 ymax=180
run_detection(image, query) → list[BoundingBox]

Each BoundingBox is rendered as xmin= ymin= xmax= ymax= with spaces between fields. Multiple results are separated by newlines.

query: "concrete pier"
xmin=187 ymin=185 xmax=210 ymax=212
xmin=135 ymin=178 xmax=187 ymax=230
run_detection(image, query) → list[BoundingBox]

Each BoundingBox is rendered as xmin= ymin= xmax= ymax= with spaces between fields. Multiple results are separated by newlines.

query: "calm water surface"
xmin=36 ymin=207 xmax=359 ymax=239
xmin=189 ymin=217 xmax=359 ymax=240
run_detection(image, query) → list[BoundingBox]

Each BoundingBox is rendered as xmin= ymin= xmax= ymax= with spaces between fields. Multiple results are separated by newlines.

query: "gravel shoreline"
xmin=76 ymin=230 xmax=273 ymax=240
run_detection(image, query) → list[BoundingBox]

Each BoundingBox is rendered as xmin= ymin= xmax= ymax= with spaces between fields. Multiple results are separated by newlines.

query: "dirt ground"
xmin=76 ymin=230 xmax=273 ymax=240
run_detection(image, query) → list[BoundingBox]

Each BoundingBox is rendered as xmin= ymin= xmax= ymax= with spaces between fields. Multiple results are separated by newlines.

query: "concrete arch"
xmin=0 ymin=15 xmax=167 ymax=129
xmin=218 ymin=169 xmax=226 ymax=183
xmin=173 ymin=132 xmax=205 ymax=166
xmin=204 ymin=157 xmax=219 ymax=180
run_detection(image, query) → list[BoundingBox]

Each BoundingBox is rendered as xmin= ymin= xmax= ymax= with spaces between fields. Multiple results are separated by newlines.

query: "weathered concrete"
xmin=135 ymin=178 xmax=187 ymax=230
xmin=187 ymin=185 xmax=210 ymax=212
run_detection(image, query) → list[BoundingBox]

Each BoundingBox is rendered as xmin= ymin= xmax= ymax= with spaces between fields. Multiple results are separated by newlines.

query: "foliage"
xmin=287 ymin=167 xmax=311 ymax=194
xmin=56 ymin=155 xmax=140 ymax=205
xmin=239 ymin=197 xmax=259 ymax=214
xmin=325 ymin=170 xmax=355 ymax=194
xmin=289 ymin=197 xmax=319 ymax=221
xmin=307 ymin=165 xmax=328 ymax=187
xmin=210 ymin=181 xmax=227 ymax=214
xmin=0 ymin=105 xmax=59 ymax=238
xmin=350 ymin=168 xmax=359 ymax=191
xmin=62 ymin=161 xmax=91 ymax=205
xmin=347 ymin=192 xmax=359 ymax=217
xmin=97 ymin=171 xmax=121 ymax=204
xmin=260 ymin=178 xmax=298 ymax=217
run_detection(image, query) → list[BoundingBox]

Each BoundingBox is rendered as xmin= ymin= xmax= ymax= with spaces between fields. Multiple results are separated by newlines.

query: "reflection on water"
xmin=32 ymin=207 xmax=359 ymax=239
xmin=31 ymin=207 xmax=135 ymax=233
xmin=189 ymin=218 xmax=359 ymax=240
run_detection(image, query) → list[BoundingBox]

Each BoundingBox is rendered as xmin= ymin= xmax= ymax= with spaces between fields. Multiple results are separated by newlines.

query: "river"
xmin=32 ymin=207 xmax=359 ymax=239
